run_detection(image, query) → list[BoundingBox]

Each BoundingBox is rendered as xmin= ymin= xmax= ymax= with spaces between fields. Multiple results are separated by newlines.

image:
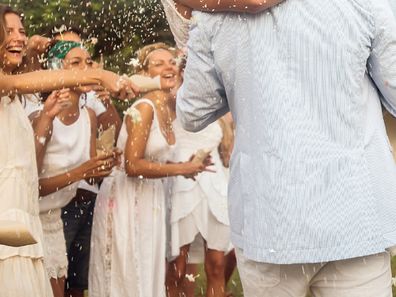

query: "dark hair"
xmin=0 ymin=4 xmax=23 ymax=52
xmin=49 ymin=23 xmax=83 ymax=39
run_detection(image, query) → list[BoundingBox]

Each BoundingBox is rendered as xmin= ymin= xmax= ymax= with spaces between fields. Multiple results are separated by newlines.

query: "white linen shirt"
xmin=177 ymin=0 xmax=396 ymax=264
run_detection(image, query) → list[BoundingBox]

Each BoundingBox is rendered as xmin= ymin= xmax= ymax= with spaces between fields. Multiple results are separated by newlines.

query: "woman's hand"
xmin=76 ymin=152 xmax=118 ymax=184
xmin=100 ymin=72 xmax=140 ymax=101
xmin=42 ymin=89 xmax=72 ymax=120
xmin=182 ymin=155 xmax=215 ymax=180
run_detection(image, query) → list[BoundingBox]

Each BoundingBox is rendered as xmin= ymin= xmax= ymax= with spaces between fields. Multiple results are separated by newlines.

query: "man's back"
xmin=178 ymin=0 xmax=396 ymax=264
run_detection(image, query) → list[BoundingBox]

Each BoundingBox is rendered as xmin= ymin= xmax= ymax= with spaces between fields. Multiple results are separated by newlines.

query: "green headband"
xmin=48 ymin=41 xmax=82 ymax=60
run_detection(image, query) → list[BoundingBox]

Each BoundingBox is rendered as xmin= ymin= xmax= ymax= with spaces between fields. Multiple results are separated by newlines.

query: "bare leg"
xmin=65 ymin=287 xmax=84 ymax=297
xmin=50 ymin=277 xmax=66 ymax=297
xmin=224 ymin=250 xmax=236 ymax=297
xmin=184 ymin=264 xmax=198 ymax=297
xmin=166 ymin=244 xmax=190 ymax=297
xmin=204 ymin=245 xmax=226 ymax=297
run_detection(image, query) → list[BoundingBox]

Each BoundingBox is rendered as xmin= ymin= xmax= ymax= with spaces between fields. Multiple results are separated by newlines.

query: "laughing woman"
xmin=89 ymin=43 xmax=210 ymax=297
xmin=0 ymin=5 xmax=137 ymax=297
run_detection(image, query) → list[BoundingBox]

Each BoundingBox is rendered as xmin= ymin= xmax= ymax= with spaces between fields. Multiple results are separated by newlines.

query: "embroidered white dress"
xmin=39 ymin=108 xmax=92 ymax=279
xmin=0 ymin=97 xmax=53 ymax=297
xmin=169 ymin=120 xmax=231 ymax=261
xmin=89 ymin=99 xmax=174 ymax=297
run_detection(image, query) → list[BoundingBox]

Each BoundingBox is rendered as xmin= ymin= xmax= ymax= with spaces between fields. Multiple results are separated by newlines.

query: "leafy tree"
xmin=8 ymin=0 xmax=174 ymax=73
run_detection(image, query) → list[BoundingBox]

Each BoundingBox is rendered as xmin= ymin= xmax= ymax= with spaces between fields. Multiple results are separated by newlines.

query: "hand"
xmin=78 ymin=152 xmax=118 ymax=181
xmin=26 ymin=35 xmax=52 ymax=55
xmin=182 ymin=156 xmax=215 ymax=181
xmin=101 ymin=71 xmax=140 ymax=101
xmin=42 ymin=89 xmax=72 ymax=119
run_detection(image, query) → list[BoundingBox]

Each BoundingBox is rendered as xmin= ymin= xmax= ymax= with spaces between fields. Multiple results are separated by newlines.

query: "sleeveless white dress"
xmin=39 ymin=108 xmax=92 ymax=279
xmin=0 ymin=97 xmax=53 ymax=297
xmin=169 ymin=120 xmax=231 ymax=262
xmin=89 ymin=99 xmax=174 ymax=297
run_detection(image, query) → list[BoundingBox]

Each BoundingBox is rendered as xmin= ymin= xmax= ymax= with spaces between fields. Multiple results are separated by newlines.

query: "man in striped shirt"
xmin=177 ymin=0 xmax=396 ymax=296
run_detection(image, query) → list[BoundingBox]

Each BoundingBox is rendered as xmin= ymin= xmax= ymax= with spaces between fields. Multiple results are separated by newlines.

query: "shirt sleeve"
xmin=176 ymin=14 xmax=229 ymax=132
xmin=367 ymin=0 xmax=396 ymax=116
xmin=83 ymin=91 xmax=107 ymax=117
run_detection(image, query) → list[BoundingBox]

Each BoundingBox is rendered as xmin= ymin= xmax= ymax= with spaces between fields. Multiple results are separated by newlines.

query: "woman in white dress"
xmin=0 ymin=5 xmax=137 ymax=297
xmin=35 ymin=42 xmax=120 ymax=297
xmin=89 ymin=43 xmax=210 ymax=297
xmin=164 ymin=58 xmax=232 ymax=297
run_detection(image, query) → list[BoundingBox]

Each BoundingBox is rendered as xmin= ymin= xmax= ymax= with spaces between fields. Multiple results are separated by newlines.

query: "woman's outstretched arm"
xmin=0 ymin=68 xmax=139 ymax=100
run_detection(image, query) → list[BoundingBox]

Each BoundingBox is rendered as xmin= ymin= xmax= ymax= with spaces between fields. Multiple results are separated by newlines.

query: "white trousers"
xmin=235 ymin=248 xmax=392 ymax=297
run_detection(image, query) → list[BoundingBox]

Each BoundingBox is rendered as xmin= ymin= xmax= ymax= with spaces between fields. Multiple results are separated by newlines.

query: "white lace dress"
xmin=0 ymin=97 xmax=53 ymax=297
xmin=169 ymin=120 xmax=231 ymax=262
xmin=89 ymin=99 xmax=175 ymax=297
xmin=161 ymin=0 xmax=192 ymax=49
xmin=39 ymin=108 xmax=92 ymax=279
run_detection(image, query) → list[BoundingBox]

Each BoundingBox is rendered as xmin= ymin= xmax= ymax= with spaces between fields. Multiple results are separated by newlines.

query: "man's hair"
xmin=49 ymin=24 xmax=83 ymax=39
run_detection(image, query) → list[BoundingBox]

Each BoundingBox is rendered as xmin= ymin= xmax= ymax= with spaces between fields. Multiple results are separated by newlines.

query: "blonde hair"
xmin=134 ymin=42 xmax=176 ymax=73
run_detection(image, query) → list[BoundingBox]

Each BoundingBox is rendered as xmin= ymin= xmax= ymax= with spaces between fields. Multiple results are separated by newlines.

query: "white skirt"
xmin=40 ymin=209 xmax=68 ymax=279
xmin=0 ymin=256 xmax=53 ymax=297
xmin=170 ymin=186 xmax=231 ymax=262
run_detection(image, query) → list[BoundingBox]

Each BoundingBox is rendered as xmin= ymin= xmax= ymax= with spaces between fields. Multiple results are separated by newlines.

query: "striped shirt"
xmin=177 ymin=0 xmax=396 ymax=264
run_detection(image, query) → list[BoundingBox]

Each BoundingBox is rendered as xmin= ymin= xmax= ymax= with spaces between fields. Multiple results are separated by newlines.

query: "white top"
xmin=0 ymin=97 xmax=45 ymax=259
xmin=161 ymin=0 xmax=191 ymax=49
xmin=39 ymin=108 xmax=92 ymax=212
xmin=170 ymin=120 xmax=229 ymax=225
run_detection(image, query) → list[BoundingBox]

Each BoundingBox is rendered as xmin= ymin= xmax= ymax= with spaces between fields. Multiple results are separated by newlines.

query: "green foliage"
xmin=8 ymin=0 xmax=174 ymax=73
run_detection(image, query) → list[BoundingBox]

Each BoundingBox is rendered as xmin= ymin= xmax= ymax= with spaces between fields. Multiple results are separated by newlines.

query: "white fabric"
xmin=0 ymin=97 xmax=53 ymax=296
xmin=173 ymin=195 xmax=231 ymax=263
xmin=89 ymin=98 xmax=175 ymax=297
xmin=236 ymin=248 xmax=392 ymax=297
xmin=40 ymin=209 xmax=68 ymax=279
xmin=39 ymin=108 xmax=92 ymax=212
xmin=0 ymin=256 xmax=53 ymax=297
xmin=21 ymin=93 xmax=43 ymax=116
xmin=169 ymin=120 xmax=230 ymax=258
xmin=161 ymin=0 xmax=191 ymax=49
xmin=84 ymin=91 xmax=106 ymax=117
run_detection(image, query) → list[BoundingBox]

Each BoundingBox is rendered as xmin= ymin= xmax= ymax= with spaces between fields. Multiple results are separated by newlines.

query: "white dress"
xmin=89 ymin=99 xmax=174 ymax=297
xmin=39 ymin=108 xmax=92 ymax=279
xmin=161 ymin=0 xmax=191 ymax=49
xmin=169 ymin=120 xmax=231 ymax=262
xmin=0 ymin=97 xmax=53 ymax=297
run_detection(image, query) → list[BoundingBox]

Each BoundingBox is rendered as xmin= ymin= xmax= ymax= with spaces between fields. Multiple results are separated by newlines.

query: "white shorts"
xmin=40 ymin=208 xmax=68 ymax=279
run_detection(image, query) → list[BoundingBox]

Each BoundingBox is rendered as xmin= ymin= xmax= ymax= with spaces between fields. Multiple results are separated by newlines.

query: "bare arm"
xmin=124 ymin=103 xmax=205 ymax=178
xmin=30 ymin=89 xmax=72 ymax=171
xmin=176 ymin=0 xmax=283 ymax=13
xmin=0 ymin=69 xmax=139 ymax=100
xmin=39 ymin=153 xmax=116 ymax=197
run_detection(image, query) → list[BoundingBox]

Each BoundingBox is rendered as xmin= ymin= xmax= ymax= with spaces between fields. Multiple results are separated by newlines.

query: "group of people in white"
xmin=3 ymin=0 xmax=396 ymax=297
xmin=1 ymin=0 xmax=277 ymax=296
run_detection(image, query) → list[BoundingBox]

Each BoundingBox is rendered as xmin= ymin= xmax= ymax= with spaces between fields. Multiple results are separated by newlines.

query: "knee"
xmin=205 ymin=254 xmax=225 ymax=279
